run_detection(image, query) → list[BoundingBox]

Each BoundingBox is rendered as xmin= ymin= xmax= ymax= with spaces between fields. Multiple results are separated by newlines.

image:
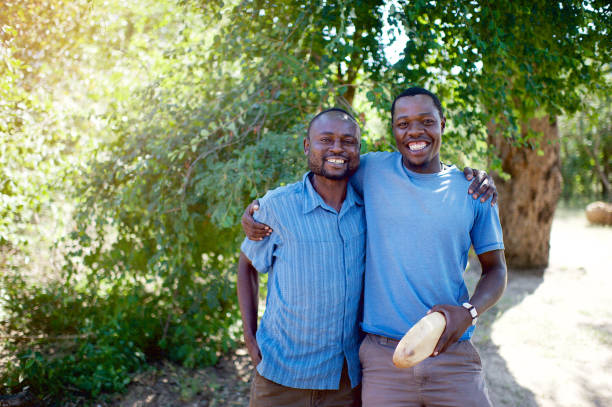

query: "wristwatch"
xmin=462 ymin=302 xmax=478 ymax=326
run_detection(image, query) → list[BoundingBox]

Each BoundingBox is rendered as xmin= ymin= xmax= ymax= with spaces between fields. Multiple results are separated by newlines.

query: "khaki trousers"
xmin=249 ymin=360 xmax=361 ymax=407
xmin=359 ymin=333 xmax=492 ymax=407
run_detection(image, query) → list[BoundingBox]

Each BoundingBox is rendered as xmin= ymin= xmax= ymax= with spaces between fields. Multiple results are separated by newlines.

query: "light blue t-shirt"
xmin=241 ymin=172 xmax=365 ymax=390
xmin=350 ymin=152 xmax=504 ymax=341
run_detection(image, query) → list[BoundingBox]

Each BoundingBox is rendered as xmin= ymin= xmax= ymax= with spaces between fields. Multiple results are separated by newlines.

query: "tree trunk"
xmin=488 ymin=116 xmax=562 ymax=271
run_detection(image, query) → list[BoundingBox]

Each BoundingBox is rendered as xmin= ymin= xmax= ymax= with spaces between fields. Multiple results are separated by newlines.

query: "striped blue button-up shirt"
xmin=241 ymin=172 xmax=365 ymax=390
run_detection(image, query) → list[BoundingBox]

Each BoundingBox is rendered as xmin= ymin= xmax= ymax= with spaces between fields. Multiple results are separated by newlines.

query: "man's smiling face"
xmin=392 ymin=94 xmax=446 ymax=174
xmin=305 ymin=112 xmax=360 ymax=180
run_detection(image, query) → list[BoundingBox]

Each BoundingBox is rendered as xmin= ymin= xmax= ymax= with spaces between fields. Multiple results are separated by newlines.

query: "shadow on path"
xmin=465 ymin=260 xmax=544 ymax=407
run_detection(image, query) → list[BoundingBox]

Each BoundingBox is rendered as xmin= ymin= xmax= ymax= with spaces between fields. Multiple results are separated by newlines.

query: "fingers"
xmin=466 ymin=169 xmax=498 ymax=205
xmin=248 ymin=200 xmax=260 ymax=216
xmin=242 ymin=202 xmax=255 ymax=226
xmin=463 ymin=167 xmax=474 ymax=181
xmin=467 ymin=169 xmax=486 ymax=198
xmin=475 ymin=173 xmax=498 ymax=205
xmin=475 ymin=177 xmax=490 ymax=201
xmin=487 ymin=178 xmax=498 ymax=205
xmin=242 ymin=216 xmax=271 ymax=240
xmin=478 ymin=184 xmax=497 ymax=206
xmin=433 ymin=336 xmax=449 ymax=357
xmin=429 ymin=304 xmax=469 ymax=357
xmin=241 ymin=200 xmax=273 ymax=240
xmin=243 ymin=220 xmax=272 ymax=241
xmin=429 ymin=306 xmax=450 ymax=356
xmin=433 ymin=324 xmax=458 ymax=356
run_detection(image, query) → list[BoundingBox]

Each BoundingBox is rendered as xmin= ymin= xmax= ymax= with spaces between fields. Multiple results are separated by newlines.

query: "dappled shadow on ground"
xmin=465 ymin=260 xmax=543 ymax=407
xmin=472 ymin=209 xmax=612 ymax=407
xmin=97 ymin=352 xmax=252 ymax=407
xmin=108 ymin=266 xmax=545 ymax=407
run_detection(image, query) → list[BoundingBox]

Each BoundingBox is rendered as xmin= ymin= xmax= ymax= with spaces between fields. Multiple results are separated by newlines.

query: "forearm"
xmin=237 ymin=252 xmax=259 ymax=339
xmin=470 ymin=250 xmax=507 ymax=315
xmin=431 ymin=250 xmax=507 ymax=355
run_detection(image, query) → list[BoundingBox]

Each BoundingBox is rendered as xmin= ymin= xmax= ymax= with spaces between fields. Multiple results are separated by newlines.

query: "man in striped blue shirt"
xmin=237 ymin=108 xmax=365 ymax=406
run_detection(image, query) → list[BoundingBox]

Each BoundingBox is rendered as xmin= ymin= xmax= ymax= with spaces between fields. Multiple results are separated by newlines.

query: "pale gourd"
xmin=392 ymin=311 xmax=446 ymax=368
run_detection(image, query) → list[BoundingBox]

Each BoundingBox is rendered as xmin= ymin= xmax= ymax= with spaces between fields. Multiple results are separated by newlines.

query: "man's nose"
xmin=329 ymin=139 xmax=344 ymax=153
xmin=406 ymin=122 xmax=424 ymax=137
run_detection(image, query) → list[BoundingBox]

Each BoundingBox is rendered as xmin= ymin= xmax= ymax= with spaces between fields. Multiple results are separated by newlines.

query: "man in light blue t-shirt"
xmin=350 ymin=87 xmax=506 ymax=406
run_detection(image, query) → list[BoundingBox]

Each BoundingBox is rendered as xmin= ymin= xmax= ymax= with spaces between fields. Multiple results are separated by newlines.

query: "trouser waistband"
xmin=366 ymin=332 xmax=401 ymax=345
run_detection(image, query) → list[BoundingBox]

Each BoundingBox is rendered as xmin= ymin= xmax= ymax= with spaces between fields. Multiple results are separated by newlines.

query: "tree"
xmin=2 ymin=0 xmax=609 ymax=401
xmin=195 ymin=0 xmax=611 ymax=269
xmin=1 ymin=0 xmax=234 ymax=400
xmin=65 ymin=2 xmax=610 ymax=384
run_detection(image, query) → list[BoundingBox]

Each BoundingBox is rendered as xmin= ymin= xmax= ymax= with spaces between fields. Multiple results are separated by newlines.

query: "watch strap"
xmin=462 ymin=302 xmax=478 ymax=326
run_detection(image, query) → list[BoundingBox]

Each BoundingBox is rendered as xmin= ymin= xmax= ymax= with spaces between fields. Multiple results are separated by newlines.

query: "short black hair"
xmin=307 ymin=108 xmax=360 ymax=139
xmin=391 ymin=87 xmax=444 ymax=121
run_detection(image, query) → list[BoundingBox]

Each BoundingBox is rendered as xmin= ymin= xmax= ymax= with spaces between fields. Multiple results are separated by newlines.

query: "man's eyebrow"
xmin=393 ymin=111 xmax=435 ymax=121
xmin=315 ymin=130 xmax=355 ymax=135
xmin=395 ymin=112 xmax=436 ymax=120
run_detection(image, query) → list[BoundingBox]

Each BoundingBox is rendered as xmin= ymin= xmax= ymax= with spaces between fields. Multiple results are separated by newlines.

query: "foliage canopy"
xmin=1 ymin=0 xmax=610 ymax=403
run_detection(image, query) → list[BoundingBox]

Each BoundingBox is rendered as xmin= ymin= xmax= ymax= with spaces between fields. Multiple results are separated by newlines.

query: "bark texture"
xmin=489 ymin=116 xmax=562 ymax=270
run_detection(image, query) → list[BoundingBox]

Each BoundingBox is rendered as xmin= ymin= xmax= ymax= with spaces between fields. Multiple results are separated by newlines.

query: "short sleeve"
xmin=470 ymin=202 xmax=505 ymax=254
xmin=240 ymin=197 xmax=281 ymax=274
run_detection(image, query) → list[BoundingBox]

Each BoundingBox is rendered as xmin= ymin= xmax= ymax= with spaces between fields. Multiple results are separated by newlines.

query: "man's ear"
xmin=303 ymin=136 xmax=310 ymax=155
xmin=440 ymin=116 xmax=446 ymax=132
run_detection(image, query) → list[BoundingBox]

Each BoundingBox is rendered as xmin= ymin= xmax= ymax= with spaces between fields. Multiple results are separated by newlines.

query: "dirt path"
xmin=470 ymin=208 xmax=612 ymax=407
xmin=108 ymin=208 xmax=612 ymax=407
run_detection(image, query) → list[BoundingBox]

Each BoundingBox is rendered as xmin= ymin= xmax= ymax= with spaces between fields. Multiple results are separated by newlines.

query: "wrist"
xmin=462 ymin=302 xmax=478 ymax=326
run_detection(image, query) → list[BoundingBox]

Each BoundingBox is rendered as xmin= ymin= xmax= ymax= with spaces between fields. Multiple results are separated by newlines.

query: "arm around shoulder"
xmin=463 ymin=166 xmax=498 ymax=205
xmin=242 ymin=199 xmax=272 ymax=241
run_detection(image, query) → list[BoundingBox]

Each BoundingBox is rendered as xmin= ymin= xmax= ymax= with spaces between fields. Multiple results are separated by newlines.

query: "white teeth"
xmin=408 ymin=142 xmax=427 ymax=151
xmin=327 ymin=158 xmax=346 ymax=164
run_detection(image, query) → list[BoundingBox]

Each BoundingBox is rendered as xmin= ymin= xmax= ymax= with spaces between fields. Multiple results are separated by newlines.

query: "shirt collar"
xmin=302 ymin=172 xmax=363 ymax=215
